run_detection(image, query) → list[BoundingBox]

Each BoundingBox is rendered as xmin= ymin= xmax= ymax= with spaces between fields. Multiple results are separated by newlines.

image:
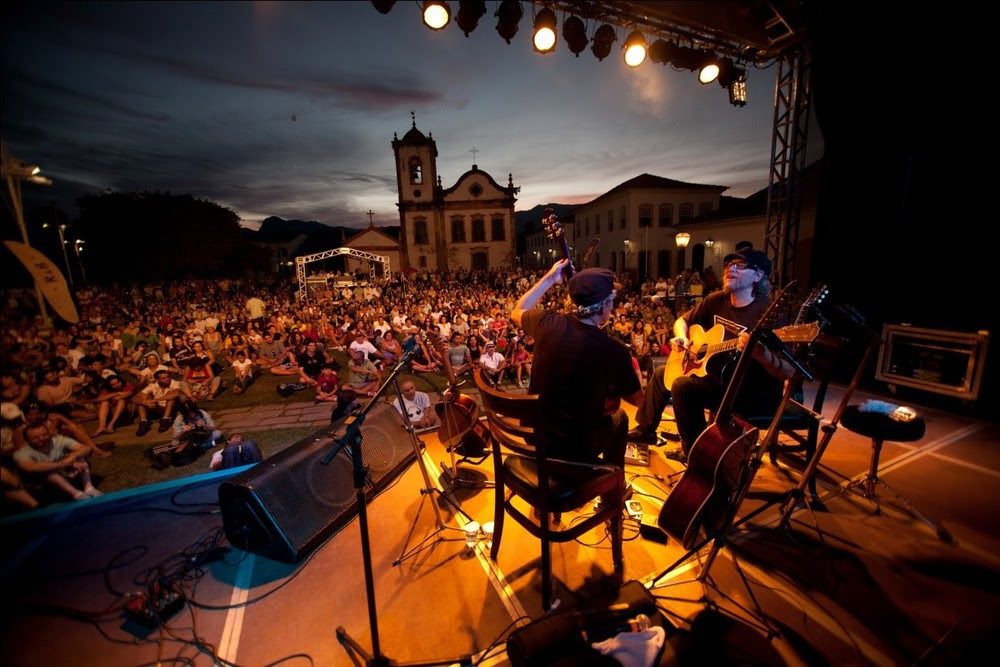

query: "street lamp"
xmin=1 ymin=147 xmax=53 ymax=317
xmin=675 ymin=232 xmax=690 ymax=248
xmin=73 ymin=239 xmax=88 ymax=284
xmin=43 ymin=222 xmax=73 ymax=287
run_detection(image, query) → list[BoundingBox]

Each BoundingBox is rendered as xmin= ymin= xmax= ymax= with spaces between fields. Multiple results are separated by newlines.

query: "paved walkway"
xmin=209 ymin=382 xmax=511 ymax=435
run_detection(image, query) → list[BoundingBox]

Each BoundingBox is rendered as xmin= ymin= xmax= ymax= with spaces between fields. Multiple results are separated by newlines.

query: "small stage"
xmin=3 ymin=386 xmax=999 ymax=665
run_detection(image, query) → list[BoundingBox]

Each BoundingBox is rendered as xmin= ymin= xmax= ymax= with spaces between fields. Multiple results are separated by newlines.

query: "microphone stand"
xmin=325 ymin=342 xmax=473 ymax=667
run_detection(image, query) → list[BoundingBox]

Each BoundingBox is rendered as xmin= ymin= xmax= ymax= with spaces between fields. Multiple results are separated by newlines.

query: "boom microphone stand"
xmin=322 ymin=342 xmax=472 ymax=666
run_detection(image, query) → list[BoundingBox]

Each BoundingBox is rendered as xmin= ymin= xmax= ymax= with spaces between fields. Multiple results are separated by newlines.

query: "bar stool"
xmin=840 ymin=404 xmax=952 ymax=542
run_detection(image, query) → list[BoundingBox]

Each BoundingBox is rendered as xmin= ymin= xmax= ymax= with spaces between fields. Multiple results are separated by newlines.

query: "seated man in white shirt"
xmin=348 ymin=331 xmax=382 ymax=366
xmin=392 ymin=380 xmax=440 ymax=430
xmin=478 ymin=341 xmax=507 ymax=387
xmin=14 ymin=422 xmax=100 ymax=501
xmin=133 ymin=370 xmax=180 ymax=435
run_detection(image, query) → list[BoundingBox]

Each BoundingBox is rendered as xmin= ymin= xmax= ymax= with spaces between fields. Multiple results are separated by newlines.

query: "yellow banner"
xmin=3 ymin=240 xmax=79 ymax=323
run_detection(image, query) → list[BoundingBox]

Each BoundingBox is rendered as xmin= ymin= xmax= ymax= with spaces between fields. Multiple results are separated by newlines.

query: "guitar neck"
xmin=559 ymin=237 xmax=574 ymax=278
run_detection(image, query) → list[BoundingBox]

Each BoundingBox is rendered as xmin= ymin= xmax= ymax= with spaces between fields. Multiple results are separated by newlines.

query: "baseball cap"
xmin=568 ymin=268 xmax=622 ymax=306
xmin=723 ymin=250 xmax=772 ymax=276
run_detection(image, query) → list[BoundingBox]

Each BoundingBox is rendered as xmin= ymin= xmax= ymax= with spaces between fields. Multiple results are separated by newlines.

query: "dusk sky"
xmin=2 ymin=1 xmax=788 ymax=230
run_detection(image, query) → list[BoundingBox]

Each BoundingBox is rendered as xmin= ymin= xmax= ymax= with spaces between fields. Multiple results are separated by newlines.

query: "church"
xmin=392 ymin=117 xmax=518 ymax=271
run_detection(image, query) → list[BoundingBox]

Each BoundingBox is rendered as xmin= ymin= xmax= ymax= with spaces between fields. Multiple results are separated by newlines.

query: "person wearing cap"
xmin=478 ymin=339 xmax=507 ymax=387
xmin=628 ymin=250 xmax=794 ymax=462
xmin=511 ymin=260 xmax=643 ymax=511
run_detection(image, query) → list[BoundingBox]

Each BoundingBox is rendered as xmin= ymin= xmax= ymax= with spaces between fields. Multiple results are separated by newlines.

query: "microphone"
xmin=758 ymin=328 xmax=814 ymax=381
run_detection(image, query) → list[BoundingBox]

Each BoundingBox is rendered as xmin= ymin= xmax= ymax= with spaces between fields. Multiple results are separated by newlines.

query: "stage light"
xmin=495 ymin=0 xmax=522 ymax=44
xmin=563 ymin=15 xmax=588 ymax=56
xmin=591 ymin=24 xmax=616 ymax=61
xmin=623 ymin=30 xmax=647 ymax=67
xmin=729 ymin=76 xmax=748 ymax=107
xmin=532 ymin=7 xmax=557 ymax=53
xmin=456 ymin=0 xmax=486 ymax=36
xmin=649 ymin=39 xmax=674 ymax=65
xmin=699 ymin=53 xmax=721 ymax=84
xmin=422 ymin=0 xmax=450 ymax=30
xmin=371 ymin=0 xmax=396 ymax=14
xmin=717 ymin=59 xmax=746 ymax=87
xmin=670 ymin=44 xmax=703 ymax=71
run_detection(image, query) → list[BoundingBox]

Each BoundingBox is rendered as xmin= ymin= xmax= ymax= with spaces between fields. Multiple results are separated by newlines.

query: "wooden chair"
xmin=474 ymin=370 xmax=624 ymax=611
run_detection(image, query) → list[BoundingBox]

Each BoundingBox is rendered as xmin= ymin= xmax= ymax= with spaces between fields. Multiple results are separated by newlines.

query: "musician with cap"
xmin=628 ymin=249 xmax=794 ymax=462
xmin=510 ymin=260 xmax=643 ymax=493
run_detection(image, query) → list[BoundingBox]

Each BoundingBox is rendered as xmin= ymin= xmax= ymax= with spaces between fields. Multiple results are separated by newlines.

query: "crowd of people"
xmin=2 ymin=263 xmax=723 ymax=512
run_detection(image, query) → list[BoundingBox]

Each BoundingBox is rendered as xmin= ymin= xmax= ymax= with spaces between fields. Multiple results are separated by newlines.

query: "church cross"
xmin=366 ymin=210 xmax=375 ymax=226
xmin=470 ymin=146 xmax=479 ymax=164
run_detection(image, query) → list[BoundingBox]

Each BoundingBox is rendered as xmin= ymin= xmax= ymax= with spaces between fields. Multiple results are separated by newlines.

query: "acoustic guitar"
xmin=657 ymin=282 xmax=799 ymax=549
xmin=662 ymin=321 xmax=819 ymax=389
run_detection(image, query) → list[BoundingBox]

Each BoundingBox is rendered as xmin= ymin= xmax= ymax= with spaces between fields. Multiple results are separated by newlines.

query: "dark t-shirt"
xmin=522 ymin=308 xmax=640 ymax=444
xmin=297 ymin=349 xmax=327 ymax=380
xmin=683 ymin=290 xmax=784 ymax=413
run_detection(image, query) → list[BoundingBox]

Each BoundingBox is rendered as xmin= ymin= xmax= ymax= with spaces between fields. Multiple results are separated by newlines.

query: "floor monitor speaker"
xmin=219 ymin=401 xmax=414 ymax=562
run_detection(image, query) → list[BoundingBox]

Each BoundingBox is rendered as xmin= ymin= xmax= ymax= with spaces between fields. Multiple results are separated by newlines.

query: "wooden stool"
xmin=840 ymin=405 xmax=951 ymax=542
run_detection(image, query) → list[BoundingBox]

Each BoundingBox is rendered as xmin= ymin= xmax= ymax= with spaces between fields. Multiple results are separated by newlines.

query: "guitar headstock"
xmin=542 ymin=211 xmax=563 ymax=241
xmin=795 ymin=284 xmax=830 ymax=325
xmin=756 ymin=279 xmax=799 ymax=331
xmin=778 ymin=321 xmax=820 ymax=343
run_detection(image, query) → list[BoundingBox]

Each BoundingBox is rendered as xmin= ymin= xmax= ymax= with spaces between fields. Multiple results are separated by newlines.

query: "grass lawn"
xmin=82 ymin=351 xmax=453 ymax=495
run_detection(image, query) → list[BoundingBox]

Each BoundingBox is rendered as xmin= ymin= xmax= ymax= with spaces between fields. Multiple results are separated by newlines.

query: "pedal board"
xmin=624 ymin=442 xmax=650 ymax=467
xmin=123 ymin=586 xmax=186 ymax=627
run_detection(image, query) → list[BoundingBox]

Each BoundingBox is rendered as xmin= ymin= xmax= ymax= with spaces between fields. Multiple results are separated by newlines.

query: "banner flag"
xmin=3 ymin=240 xmax=79 ymax=323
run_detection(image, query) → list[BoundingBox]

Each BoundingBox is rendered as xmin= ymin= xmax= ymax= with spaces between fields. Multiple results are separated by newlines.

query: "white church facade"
xmin=392 ymin=119 xmax=518 ymax=271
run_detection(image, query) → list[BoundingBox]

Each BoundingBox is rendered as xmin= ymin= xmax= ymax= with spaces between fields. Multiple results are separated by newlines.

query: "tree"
xmin=74 ymin=192 xmax=266 ymax=282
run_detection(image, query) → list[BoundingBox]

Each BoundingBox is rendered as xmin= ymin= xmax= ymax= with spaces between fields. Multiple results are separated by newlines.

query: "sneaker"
xmin=664 ymin=449 xmax=688 ymax=465
xmin=658 ymin=431 xmax=681 ymax=443
xmin=136 ymin=420 xmax=151 ymax=437
xmin=157 ymin=418 xmax=172 ymax=433
xmin=627 ymin=428 xmax=657 ymax=444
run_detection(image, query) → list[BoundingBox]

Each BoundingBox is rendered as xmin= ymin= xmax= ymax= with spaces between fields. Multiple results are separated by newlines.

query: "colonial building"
xmin=343 ymin=224 xmax=401 ymax=276
xmin=392 ymin=119 xmax=518 ymax=271
xmin=571 ymin=174 xmax=726 ymax=282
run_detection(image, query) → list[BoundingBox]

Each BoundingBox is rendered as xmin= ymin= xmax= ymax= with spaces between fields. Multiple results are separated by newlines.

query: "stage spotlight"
xmin=532 ymin=7 xmax=557 ymax=53
xmin=649 ymin=39 xmax=674 ymax=65
xmin=717 ymin=59 xmax=746 ymax=87
xmin=495 ymin=0 xmax=522 ymax=44
xmin=670 ymin=44 xmax=703 ymax=71
xmin=457 ymin=0 xmax=486 ymax=36
xmin=591 ymin=23 xmax=616 ymax=61
xmin=371 ymin=0 xmax=396 ymax=14
xmin=563 ymin=15 xmax=588 ymax=56
xmin=623 ymin=30 xmax=647 ymax=67
xmin=729 ymin=76 xmax=748 ymax=107
xmin=422 ymin=0 xmax=450 ymax=30
xmin=699 ymin=53 xmax=721 ymax=84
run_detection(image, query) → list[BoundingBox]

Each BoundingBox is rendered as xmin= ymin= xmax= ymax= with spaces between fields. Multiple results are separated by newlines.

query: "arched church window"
xmin=408 ymin=157 xmax=423 ymax=184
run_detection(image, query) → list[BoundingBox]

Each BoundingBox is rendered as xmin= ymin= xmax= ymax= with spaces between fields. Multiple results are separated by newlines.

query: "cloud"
xmin=7 ymin=70 xmax=171 ymax=122
xmin=86 ymin=43 xmax=450 ymax=112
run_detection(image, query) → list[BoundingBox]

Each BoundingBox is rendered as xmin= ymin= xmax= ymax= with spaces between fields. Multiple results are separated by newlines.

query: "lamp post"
xmin=674 ymin=232 xmax=691 ymax=248
xmin=1 ymin=146 xmax=53 ymax=318
xmin=73 ymin=239 xmax=88 ymax=284
xmin=43 ymin=223 xmax=73 ymax=287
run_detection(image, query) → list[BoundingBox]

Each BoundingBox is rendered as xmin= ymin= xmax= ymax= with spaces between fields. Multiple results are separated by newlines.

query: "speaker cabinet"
xmin=219 ymin=402 xmax=415 ymax=563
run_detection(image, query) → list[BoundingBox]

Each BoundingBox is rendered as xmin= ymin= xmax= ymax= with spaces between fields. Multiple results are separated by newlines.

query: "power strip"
xmin=123 ymin=585 xmax=186 ymax=627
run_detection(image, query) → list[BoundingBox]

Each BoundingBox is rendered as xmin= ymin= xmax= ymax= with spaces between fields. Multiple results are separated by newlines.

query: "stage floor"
xmin=3 ymin=385 xmax=999 ymax=666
